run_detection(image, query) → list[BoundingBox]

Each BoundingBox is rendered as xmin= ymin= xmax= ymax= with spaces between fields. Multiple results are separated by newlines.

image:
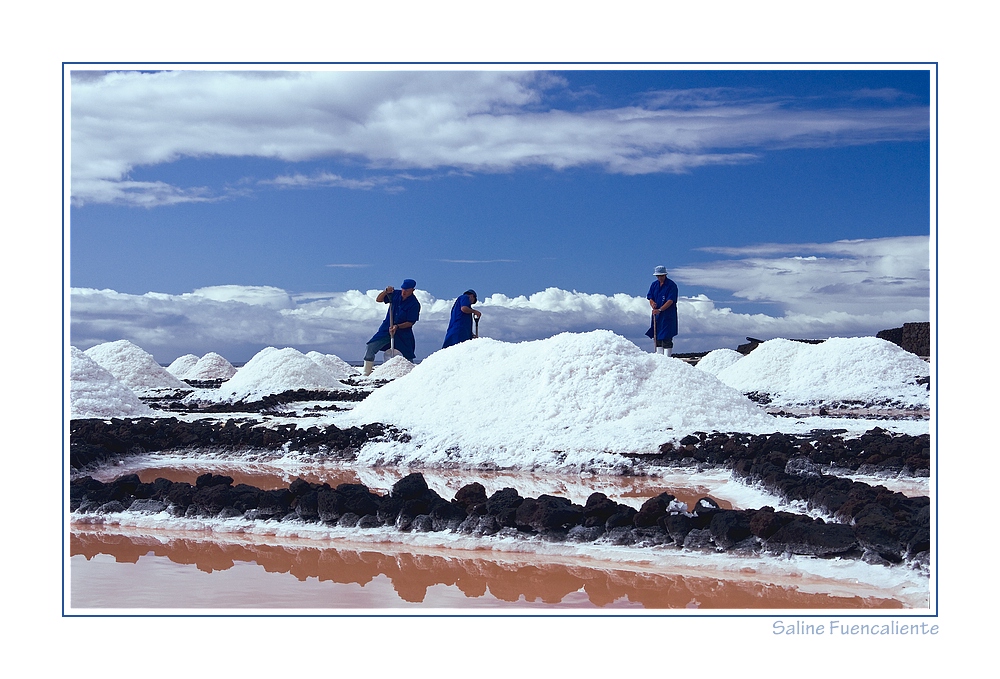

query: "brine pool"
xmin=68 ymin=456 xmax=931 ymax=611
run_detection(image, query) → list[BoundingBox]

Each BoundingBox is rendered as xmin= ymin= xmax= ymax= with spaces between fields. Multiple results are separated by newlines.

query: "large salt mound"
xmin=306 ymin=351 xmax=359 ymax=379
xmin=344 ymin=330 xmax=775 ymax=469
xmin=695 ymin=348 xmax=745 ymax=376
xmin=85 ymin=340 xmax=189 ymax=396
xmin=187 ymin=352 xmax=237 ymax=381
xmin=71 ymin=347 xmax=154 ymax=419
xmin=367 ymin=355 xmax=415 ymax=380
xmin=215 ymin=347 xmax=348 ymax=402
xmin=714 ymin=337 xmax=930 ymax=407
xmin=166 ymin=354 xmax=199 ymax=378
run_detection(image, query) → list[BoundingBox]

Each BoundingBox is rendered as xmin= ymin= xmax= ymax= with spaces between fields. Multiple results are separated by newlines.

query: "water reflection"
xmin=71 ymin=529 xmax=903 ymax=610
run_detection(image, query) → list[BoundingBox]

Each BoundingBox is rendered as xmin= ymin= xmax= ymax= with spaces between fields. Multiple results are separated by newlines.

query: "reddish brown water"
xmin=122 ymin=464 xmax=735 ymax=510
xmin=70 ymin=527 xmax=905 ymax=610
xmin=71 ymin=461 xmax=926 ymax=610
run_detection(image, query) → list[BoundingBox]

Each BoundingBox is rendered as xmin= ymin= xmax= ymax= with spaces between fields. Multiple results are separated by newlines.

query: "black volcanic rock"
xmin=582 ymin=492 xmax=623 ymax=527
xmin=515 ymin=495 xmax=584 ymax=532
xmin=634 ymin=492 xmax=676 ymax=527
xmin=605 ymin=506 xmax=638 ymax=529
xmin=484 ymin=488 xmax=523 ymax=527
xmin=68 ymin=436 xmax=929 ymax=567
xmin=454 ymin=483 xmax=487 ymax=510
xmin=709 ymin=510 xmax=754 ymax=550
xmin=391 ymin=473 xmax=430 ymax=501
xmin=764 ymin=520 xmax=857 ymax=557
xmin=336 ymin=483 xmax=381 ymax=518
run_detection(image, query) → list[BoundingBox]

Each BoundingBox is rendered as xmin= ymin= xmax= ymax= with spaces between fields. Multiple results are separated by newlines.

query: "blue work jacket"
xmin=442 ymin=294 xmax=476 ymax=349
xmin=368 ymin=290 xmax=421 ymax=360
xmin=645 ymin=278 xmax=678 ymax=340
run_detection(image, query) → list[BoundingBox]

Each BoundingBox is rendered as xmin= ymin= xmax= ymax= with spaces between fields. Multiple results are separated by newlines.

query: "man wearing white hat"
xmin=645 ymin=265 xmax=678 ymax=355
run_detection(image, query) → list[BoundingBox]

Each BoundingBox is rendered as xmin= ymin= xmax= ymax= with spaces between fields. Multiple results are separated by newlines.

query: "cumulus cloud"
xmin=70 ymin=236 xmax=929 ymax=362
xmin=70 ymin=70 xmax=929 ymax=207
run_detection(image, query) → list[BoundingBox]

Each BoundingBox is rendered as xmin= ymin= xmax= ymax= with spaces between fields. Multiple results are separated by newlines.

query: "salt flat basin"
xmin=83 ymin=454 xmax=930 ymax=508
xmin=70 ymin=525 xmax=923 ymax=610
xmin=70 ymin=458 xmax=931 ymax=611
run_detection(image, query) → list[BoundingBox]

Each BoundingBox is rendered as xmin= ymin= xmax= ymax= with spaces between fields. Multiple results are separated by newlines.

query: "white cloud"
xmin=70 ymin=237 xmax=929 ymax=363
xmin=259 ymin=171 xmax=401 ymax=191
xmin=437 ymin=258 xmax=519 ymax=264
xmin=676 ymin=236 xmax=929 ymax=316
xmin=188 ymin=285 xmax=296 ymax=310
xmin=70 ymin=70 xmax=929 ymax=206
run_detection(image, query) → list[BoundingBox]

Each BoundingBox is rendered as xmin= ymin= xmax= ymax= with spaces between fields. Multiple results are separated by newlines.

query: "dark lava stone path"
xmin=70 ymin=433 xmax=930 ymax=568
xmin=70 ymin=419 xmax=930 ymax=566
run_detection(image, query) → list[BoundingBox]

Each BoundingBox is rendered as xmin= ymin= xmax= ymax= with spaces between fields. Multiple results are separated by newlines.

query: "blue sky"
xmin=69 ymin=67 xmax=932 ymax=362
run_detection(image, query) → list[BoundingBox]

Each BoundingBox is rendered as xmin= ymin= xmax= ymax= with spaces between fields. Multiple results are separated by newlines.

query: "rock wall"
xmin=877 ymin=322 xmax=930 ymax=357
xmin=72 ymin=428 xmax=929 ymax=566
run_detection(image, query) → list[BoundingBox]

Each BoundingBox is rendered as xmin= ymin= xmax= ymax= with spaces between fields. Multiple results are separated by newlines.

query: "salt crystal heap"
xmin=85 ymin=339 xmax=189 ymax=397
xmin=166 ymin=354 xmax=199 ymax=378
xmin=71 ymin=347 xmax=154 ymax=419
xmin=695 ymin=348 xmax=745 ymax=376
xmin=367 ymin=355 xmax=415 ymax=381
xmin=307 ymin=351 xmax=360 ymax=379
xmin=186 ymin=352 xmax=237 ymax=381
xmin=346 ymin=330 xmax=775 ymax=469
xmin=713 ymin=337 xmax=930 ymax=408
xmin=215 ymin=347 xmax=347 ymax=402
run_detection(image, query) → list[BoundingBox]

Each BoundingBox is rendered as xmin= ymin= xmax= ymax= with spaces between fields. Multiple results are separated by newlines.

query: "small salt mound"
xmin=714 ymin=337 xmax=930 ymax=407
xmin=186 ymin=352 xmax=237 ymax=381
xmin=367 ymin=355 xmax=415 ymax=381
xmin=696 ymin=348 xmax=745 ymax=376
xmin=85 ymin=339 xmax=189 ymax=396
xmin=166 ymin=354 xmax=199 ymax=378
xmin=345 ymin=330 xmax=774 ymax=468
xmin=215 ymin=347 xmax=347 ymax=402
xmin=71 ymin=347 xmax=154 ymax=419
xmin=307 ymin=351 xmax=360 ymax=379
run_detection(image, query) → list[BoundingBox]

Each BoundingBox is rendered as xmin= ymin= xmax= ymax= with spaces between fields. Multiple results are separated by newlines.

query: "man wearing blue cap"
xmin=442 ymin=289 xmax=482 ymax=349
xmin=362 ymin=279 xmax=421 ymax=375
xmin=645 ymin=265 xmax=678 ymax=356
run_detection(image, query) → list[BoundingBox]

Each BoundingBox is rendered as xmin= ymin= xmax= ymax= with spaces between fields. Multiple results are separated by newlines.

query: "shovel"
xmin=474 ymin=315 xmax=479 ymax=339
xmin=384 ymin=295 xmax=402 ymax=360
xmin=652 ymin=311 xmax=657 ymax=353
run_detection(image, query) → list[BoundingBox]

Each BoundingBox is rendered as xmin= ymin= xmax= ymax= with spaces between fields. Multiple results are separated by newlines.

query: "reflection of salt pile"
xmin=166 ymin=354 xmax=199 ymax=378
xmin=695 ymin=348 xmax=744 ymax=375
xmin=367 ymin=355 xmax=415 ymax=381
xmin=186 ymin=352 xmax=237 ymax=381
xmin=307 ymin=351 xmax=359 ymax=379
xmin=346 ymin=330 xmax=774 ymax=468
xmin=713 ymin=337 xmax=930 ymax=407
xmin=71 ymin=347 xmax=154 ymax=418
xmin=215 ymin=347 xmax=347 ymax=402
xmin=85 ymin=340 xmax=189 ymax=396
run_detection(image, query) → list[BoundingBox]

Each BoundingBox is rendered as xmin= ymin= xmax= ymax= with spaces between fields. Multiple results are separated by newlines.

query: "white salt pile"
xmin=166 ymin=354 xmax=199 ymax=378
xmin=306 ymin=351 xmax=359 ymax=379
xmin=344 ymin=330 xmax=775 ymax=469
xmin=695 ymin=348 xmax=745 ymax=376
xmin=85 ymin=340 xmax=189 ymax=396
xmin=367 ymin=355 xmax=415 ymax=381
xmin=713 ymin=337 xmax=930 ymax=407
xmin=71 ymin=347 xmax=154 ymax=419
xmin=186 ymin=352 xmax=237 ymax=381
xmin=215 ymin=347 xmax=347 ymax=402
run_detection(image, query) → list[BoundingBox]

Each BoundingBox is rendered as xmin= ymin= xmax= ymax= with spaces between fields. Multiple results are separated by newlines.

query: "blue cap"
xmin=401 ymin=279 xmax=416 ymax=290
